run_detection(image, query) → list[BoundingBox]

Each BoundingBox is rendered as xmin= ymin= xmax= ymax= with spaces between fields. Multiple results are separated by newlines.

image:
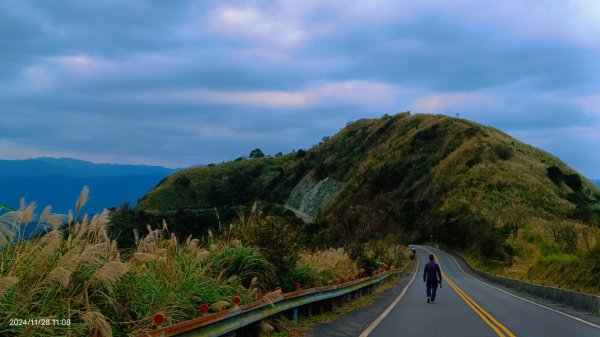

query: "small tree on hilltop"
xmin=249 ymin=148 xmax=265 ymax=158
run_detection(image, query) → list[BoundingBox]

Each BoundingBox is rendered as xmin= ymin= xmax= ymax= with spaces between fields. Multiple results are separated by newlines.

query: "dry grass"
xmin=81 ymin=311 xmax=112 ymax=337
xmin=48 ymin=266 xmax=71 ymax=289
xmin=0 ymin=276 xmax=18 ymax=297
xmin=298 ymin=248 xmax=358 ymax=278
xmin=90 ymin=261 xmax=129 ymax=292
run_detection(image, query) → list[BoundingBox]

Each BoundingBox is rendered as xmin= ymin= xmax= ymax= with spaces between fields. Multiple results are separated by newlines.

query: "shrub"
xmin=209 ymin=242 xmax=275 ymax=287
xmin=174 ymin=175 xmax=191 ymax=188
xmin=437 ymin=198 xmax=507 ymax=261
xmin=493 ymin=144 xmax=513 ymax=160
xmin=547 ymin=221 xmax=578 ymax=254
xmin=357 ymin=236 xmax=407 ymax=272
xmin=564 ymin=173 xmax=583 ymax=192
xmin=281 ymin=247 xmax=359 ymax=291
xmin=226 ymin=204 xmax=300 ymax=284
xmin=281 ymin=264 xmax=318 ymax=291
xmin=299 ymin=248 xmax=358 ymax=280
xmin=546 ymin=165 xmax=564 ymax=185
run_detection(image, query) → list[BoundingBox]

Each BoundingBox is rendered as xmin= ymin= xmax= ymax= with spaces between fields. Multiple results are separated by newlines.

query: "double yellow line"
xmin=424 ymin=248 xmax=516 ymax=337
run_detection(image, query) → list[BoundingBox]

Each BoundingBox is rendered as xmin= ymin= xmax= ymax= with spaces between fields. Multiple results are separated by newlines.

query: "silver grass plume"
xmin=76 ymin=186 xmax=90 ymax=213
xmin=81 ymin=311 xmax=112 ymax=337
xmin=90 ymin=261 xmax=129 ymax=292
xmin=48 ymin=267 xmax=71 ymax=289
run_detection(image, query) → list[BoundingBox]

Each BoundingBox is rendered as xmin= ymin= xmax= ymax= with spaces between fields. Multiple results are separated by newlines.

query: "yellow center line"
xmin=423 ymin=248 xmax=517 ymax=337
xmin=443 ymin=275 xmax=507 ymax=337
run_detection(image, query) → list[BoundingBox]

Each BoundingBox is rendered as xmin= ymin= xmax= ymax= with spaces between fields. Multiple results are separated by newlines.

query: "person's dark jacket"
xmin=423 ymin=261 xmax=442 ymax=284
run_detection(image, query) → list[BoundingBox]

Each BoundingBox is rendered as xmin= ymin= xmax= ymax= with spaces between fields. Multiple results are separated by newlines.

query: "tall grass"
xmin=1 ymin=190 xmax=377 ymax=336
xmin=0 ymin=188 xmax=263 ymax=337
xmin=287 ymin=248 xmax=359 ymax=288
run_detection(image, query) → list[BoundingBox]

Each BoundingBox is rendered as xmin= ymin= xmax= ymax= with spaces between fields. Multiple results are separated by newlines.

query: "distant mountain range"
xmin=0 ymin=157 xmax=177 ymax=220
xmin=0 ymin=157 xmax=174 ymax=178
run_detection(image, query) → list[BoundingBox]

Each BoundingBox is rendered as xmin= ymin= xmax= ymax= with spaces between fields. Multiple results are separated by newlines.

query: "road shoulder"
xmin=442 ymin=249 xmax=600 ymax=327
xmin=305 ymin=259 xmax=418 ymax=337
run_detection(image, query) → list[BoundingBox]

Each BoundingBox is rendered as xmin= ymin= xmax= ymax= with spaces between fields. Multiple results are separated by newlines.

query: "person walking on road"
xmin=423 ymin=254 xmax=442 ymax=303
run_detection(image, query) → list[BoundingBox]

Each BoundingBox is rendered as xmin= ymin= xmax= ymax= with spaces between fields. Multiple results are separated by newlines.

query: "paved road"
xmin=364 ymin=246 xmax=600 ymax=337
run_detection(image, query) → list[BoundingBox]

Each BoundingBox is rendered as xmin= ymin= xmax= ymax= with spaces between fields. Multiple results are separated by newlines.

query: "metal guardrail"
xmin=450 ymin=252 xmax=600 ymax=314
xmin=137 ymin=269 xmax=400 ymax=337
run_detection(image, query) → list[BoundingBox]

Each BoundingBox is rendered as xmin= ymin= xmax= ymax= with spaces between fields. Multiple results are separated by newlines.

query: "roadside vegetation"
xmin=0 ymin=189 xmax=406 ymax=337
xmin=260 ymin=269 xmax=409 ymax=337
xmin=133 ymin=113 xmax=600 ymax=294
xmin=484 ymin=219 xmax=600 ymax=293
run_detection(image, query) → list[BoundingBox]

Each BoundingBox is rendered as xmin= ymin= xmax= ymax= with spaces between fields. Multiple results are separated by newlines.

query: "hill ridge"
xmin=131 ymin=113 xmax=600 ymax=290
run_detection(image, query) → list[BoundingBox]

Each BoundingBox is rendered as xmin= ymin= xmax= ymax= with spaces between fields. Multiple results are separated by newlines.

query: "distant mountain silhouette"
xmin=0 ymin=157 xmax=174 ymax=178
xmin=0 ymin=157 xmax=177 ymax=220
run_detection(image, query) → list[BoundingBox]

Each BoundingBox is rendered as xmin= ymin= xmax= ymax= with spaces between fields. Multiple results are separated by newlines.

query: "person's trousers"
xmin=426 ymin=279 xmax=439 ymax=301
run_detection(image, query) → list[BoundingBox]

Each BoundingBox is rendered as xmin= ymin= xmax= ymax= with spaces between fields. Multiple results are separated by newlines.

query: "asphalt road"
xmin=364 ymin=246 xmax=600 ymax=337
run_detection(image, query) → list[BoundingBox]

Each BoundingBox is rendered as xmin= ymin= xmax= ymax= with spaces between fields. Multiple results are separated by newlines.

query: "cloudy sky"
xmin=1 ymin=1 xmax=599 ymax=177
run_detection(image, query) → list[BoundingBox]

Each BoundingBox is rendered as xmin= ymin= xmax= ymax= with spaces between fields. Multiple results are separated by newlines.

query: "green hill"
xmin=132 ymin=113 xmax=600 ymax=291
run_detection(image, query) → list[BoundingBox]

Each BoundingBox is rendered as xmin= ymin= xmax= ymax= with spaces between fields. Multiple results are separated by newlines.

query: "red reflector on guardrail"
xmin=153 ymin=314 xmax=164 ymax=325
xmin=200 ymin=304 xmax=209 ymax=313
xmin=233 ymin=296 xmax=241 ymax=305
xmin=294 ymin=282 xmax=301 ymax=290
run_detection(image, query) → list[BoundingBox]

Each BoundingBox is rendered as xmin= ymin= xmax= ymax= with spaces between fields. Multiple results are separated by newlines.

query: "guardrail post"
xmin=293 ymin=307 xmax=299 ymax=324
xmin=308 ymin=304 xmax=312 ymax=318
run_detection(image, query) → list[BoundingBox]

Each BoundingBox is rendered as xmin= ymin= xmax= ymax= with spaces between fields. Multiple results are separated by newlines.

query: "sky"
xmin=1 ymin=1 xmax=599 ymax=178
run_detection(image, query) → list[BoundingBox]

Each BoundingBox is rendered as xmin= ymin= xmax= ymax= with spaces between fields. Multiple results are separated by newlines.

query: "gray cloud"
xmin=308 ymin=14 xmax=598 ymax=92
xmin=0 ymin=1 xmax=599 ymax=178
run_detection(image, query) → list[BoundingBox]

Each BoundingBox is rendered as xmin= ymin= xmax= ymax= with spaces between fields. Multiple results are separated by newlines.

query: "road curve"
xmin=363 ymin=246 xmax=600 ymax=337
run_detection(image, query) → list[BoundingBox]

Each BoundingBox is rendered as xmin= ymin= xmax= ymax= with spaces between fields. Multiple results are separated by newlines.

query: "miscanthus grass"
xmin=0 ymin=190 xmax=381 ymax=336
xmin=0 ymin=188 xmax=267 ymax=337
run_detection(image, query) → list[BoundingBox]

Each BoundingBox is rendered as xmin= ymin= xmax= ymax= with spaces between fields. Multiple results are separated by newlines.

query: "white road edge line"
xmin=433 ymin=247 xmax=600 ymax=330
xmin=358 ymin=255 xmax=419 ymax=337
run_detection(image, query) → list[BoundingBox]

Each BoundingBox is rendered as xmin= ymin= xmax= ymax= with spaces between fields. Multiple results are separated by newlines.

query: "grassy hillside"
xmin=132 ymin=113 xmax=600 ymax=291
